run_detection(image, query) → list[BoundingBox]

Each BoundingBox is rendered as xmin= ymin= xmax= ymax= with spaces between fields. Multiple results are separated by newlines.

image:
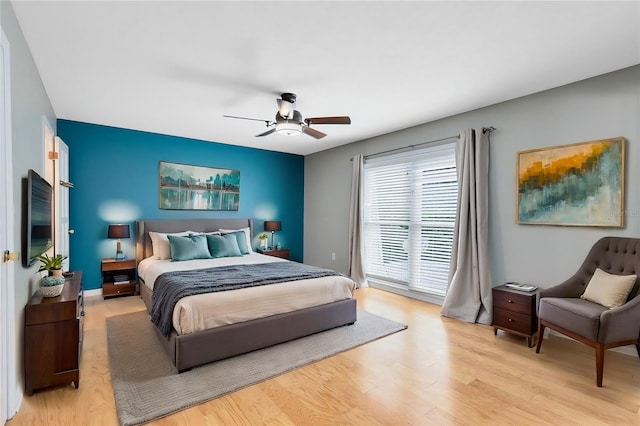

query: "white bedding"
xmin=138 ymin=254 xmax=355 ymax=335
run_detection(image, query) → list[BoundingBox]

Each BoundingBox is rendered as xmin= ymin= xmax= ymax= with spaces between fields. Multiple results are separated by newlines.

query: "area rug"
xmin=106 ymin=309 xmax=407 ymax=426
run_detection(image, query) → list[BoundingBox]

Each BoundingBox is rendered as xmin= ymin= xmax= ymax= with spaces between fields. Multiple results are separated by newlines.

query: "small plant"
xmin=258 ymin=233 xmax=268 ymax=240
xmin=36 ymin=253 xmax=68 ymax=273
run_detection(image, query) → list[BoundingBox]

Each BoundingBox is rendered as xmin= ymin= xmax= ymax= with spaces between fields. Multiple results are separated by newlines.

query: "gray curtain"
xmin=348 ymin=154 xmax=367 ymax=288
xmin=441 ymin=128 xmax=492 ymax=324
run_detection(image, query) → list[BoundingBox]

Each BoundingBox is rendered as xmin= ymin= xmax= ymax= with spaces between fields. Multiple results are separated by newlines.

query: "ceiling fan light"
xmin=275 ymin=122 xmax=302 ymax=136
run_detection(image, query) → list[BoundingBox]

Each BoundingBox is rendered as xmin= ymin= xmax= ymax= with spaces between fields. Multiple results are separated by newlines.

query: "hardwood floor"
xmin=8 ymin=288 xmax=640 ymax=425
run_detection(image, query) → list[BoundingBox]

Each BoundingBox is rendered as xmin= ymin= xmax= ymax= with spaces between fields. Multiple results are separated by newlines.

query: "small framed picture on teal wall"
xmin=159 ymin=161 xmax=240 ymax=210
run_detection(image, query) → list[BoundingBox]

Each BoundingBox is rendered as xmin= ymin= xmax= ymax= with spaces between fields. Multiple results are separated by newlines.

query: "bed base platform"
xmin=136 ymin=218 xmax=357 ymax=372
xmin=150 ymin=297 xmax=357 ymax=372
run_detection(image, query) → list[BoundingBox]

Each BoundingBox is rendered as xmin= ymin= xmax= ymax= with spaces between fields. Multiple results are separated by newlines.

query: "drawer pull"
xmin=508 ymin=318 xmax=514 ymax=322
xmin=508 ymin=299 xmax=514 ymax=303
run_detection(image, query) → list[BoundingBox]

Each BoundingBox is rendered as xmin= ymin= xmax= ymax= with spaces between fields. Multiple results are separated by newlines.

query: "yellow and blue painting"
xmin=159 ymin=161 xmax=240 ymax=210
xmin=517 ymin=138 xmax=624 ymax=227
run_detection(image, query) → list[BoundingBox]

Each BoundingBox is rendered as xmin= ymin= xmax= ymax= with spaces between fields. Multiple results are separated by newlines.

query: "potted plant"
xmin=258 ymin=233 xmax=269 ymax=249
xmin=36 ymin=253 xmax=68 ymax=298
xmin=37 ymin=253 xmax=68 ymax=277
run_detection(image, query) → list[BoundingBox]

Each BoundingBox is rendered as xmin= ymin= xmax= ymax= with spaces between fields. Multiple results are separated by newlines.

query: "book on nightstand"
xmin=505 ymin=282 xmax=537 ymax=292
xmin=113 ymin=274 xmax=131 ymax=285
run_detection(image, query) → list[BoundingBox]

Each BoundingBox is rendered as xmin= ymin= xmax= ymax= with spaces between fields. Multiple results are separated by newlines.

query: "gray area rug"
xmin=106 ymin=309 xmax=407 ymax=426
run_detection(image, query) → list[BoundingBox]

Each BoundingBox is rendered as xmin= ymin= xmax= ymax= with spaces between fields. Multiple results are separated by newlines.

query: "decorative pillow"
xmin=218 ymin=227 xmax=253 ymax=253
xmin=206 ymin=233 xmax=243 ymax=258
xmin=222 ymin=231 xmax=250 ymax=254
xmin=581 ymin=268 xmax=637 ymax=308
xmin=149 ymin=231 xmax=191 ymax=260
xmin=167 ymin=234 xmax=211 ymax=262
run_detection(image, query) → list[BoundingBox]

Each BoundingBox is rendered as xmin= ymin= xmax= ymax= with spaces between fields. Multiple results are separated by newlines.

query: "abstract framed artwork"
xmin=159 ymin=161 xmax=240 ymax=210
xmin=516 ymin=137 xmax=625 ymax=227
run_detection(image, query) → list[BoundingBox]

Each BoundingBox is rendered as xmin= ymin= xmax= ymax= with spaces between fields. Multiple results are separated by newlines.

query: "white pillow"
xmin=581 ymin=268 xmax=636 ymax=309
xmin=218 ymin=227 xmax=253 ymax=253
xmin=148 ymin=231 xmax=192 ymax=260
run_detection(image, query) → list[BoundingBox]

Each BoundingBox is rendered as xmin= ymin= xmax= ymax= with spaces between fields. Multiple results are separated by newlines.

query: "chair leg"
xmin=535 ymin=322 xmax=545 ymax=353
xmin=595 ymin=343 xmax=605 ymax=387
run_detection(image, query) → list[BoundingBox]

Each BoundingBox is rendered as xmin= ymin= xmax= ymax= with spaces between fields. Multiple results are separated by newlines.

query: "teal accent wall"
xmin=57 ymin=120 xmax=304 ymax=290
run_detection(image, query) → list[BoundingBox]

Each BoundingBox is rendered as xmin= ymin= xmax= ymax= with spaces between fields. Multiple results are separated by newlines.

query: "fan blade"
xmin=304 ymin=116 xmax=351 ymax=125
xmin=302 ymin=126 xmax=327 ymax=139
xmin=223 ymin=115 xmax=273 ymax=124
xmin=256 ymin=128 xmax=276 ymax=137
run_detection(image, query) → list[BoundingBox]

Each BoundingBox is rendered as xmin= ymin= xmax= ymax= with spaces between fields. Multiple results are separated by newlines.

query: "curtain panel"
xmin=348 ymin=154 xmax=367 ymax=288
xmin=441 ymin=128 xmax=492 ymax=324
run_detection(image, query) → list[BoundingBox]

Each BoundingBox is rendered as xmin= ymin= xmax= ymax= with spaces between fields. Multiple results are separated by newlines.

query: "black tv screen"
xmin=24 ymin=169 xmax=53 ymax=267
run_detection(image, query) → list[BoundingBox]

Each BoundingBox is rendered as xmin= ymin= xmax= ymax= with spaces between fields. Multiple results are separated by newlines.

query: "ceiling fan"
xmin=223 ymin=93 xmax=351 ymax=139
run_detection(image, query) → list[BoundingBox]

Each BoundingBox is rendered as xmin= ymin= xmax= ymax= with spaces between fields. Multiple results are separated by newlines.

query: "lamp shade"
xmin=108 ymin=224 xmax=130 ymax=239
xmin=264 ymin=221 xmax=281 ymax=232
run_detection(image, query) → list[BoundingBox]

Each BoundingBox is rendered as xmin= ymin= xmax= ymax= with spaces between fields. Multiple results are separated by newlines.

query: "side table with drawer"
xmin=492 ymin=284 xmax=539 ymax=347
xmin=256 ymin=248 xmax=290 ymax=260
xmin=102 ymin=258 xmax=137 ymax=298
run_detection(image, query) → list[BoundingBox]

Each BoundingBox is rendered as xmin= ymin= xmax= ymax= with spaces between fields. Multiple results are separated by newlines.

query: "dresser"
xmin=24 ymin=271 xmax=84 ymax=395
xmin=492 ymin=284 xmax=539 ymax=347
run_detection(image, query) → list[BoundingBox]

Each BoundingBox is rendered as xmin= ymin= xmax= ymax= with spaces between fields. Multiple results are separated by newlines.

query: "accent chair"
xmin=535 ymin=237 xmax=640 ymax=387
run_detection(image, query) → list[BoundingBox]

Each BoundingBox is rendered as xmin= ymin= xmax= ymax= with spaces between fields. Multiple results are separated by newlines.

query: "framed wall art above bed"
xmin=159 ymin=161 xmax=240 ymax=210
xmin=516 ymin=137 xmax=625 ymax=227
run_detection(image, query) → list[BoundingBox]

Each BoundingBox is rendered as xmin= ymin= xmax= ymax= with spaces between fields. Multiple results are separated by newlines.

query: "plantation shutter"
xmin=363 ymin=141 xmax=457 ymax=296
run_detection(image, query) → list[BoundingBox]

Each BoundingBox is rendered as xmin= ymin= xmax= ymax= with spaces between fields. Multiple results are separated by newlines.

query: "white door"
xmin=55 ymin=137 xmax=70 ymax=270
xmin=1 ymin=26 xmax=18 ymax=423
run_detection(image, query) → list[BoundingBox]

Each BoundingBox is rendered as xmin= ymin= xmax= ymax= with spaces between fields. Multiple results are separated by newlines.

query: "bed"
xmin=135 ymin=218 xmax=357 ymax=372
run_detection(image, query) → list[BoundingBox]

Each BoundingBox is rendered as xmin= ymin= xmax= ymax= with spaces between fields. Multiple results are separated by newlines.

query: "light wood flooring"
xmin=8 ymin=288 xmax=640 ymax=425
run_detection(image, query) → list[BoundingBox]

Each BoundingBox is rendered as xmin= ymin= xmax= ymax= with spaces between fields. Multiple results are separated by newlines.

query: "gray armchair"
xmin=536 ymin=237 xmax=640 ymax=387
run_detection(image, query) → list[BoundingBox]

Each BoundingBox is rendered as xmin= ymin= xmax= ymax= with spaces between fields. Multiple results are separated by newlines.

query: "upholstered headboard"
xmin=135 ymin=218 xmax=253 ymax=262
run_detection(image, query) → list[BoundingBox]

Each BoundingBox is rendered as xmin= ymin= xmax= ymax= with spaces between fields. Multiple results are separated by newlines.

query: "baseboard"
xmin=368 ymin=280 xmax=444 ymax=305
xmin=83 ymin=288 xmax=102 ymax=298
xmin=547 ymin=329 xmax=638 ymax=357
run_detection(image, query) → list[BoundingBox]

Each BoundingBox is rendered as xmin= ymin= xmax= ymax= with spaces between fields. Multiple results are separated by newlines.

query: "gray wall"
xmin=2 ymin=0 xmax=57 ymax=405
xmin=304 ymin=65 xmax=640 ymax=290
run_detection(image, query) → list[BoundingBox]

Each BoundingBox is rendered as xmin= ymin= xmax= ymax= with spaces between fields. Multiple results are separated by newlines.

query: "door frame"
xmin=0 ymin=26 xmax=18 ymax=422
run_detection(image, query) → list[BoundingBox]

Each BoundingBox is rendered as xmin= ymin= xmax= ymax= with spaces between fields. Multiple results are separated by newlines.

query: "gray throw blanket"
xmin=151 ymin=262 xmax=342 ymax=337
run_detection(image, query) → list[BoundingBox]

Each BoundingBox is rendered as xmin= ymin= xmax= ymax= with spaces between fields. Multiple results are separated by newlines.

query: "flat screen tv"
xmin=23 ymin=169 xmax=53 ymax=267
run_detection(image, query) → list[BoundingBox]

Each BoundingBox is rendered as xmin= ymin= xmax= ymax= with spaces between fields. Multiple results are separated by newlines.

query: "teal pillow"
xmin=206 ymin=234 xmax=242 ymax=258
xmin=224 ymin=231 xmax=249 ymax=255
xmin=167 ymin=234 xmax=212 ymax=261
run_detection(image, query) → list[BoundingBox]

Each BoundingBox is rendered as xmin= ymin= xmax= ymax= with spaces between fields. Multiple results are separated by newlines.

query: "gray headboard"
xmin=136 ymin=218 xmax=253 ymax=262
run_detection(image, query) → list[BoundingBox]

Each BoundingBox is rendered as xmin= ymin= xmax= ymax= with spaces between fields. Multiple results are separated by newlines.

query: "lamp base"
xmin=115 ymin=252 xmax=125 ymax=260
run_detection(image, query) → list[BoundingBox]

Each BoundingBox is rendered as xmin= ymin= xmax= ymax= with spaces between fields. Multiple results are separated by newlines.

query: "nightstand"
xmin=101 ymin=258 xmax=136 ymax=298
xmin=492 ymin=284 xmax=539 ymax=347
xmin=256 ymin=248 xmax=290 ymax=260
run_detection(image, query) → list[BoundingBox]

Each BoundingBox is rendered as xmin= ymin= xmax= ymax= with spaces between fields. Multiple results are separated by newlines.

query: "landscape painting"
xmin=159 ymin=161 xmax=240 ymax=210
xmin=517 ymin=137 xmax=624 ymax=227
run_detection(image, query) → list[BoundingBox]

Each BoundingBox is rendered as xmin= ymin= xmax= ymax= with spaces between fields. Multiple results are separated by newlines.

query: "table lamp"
xmin=108 ymin=224 xmax=130 ymax=260
xmin=264 ymin=220 xmax=281 ymax=250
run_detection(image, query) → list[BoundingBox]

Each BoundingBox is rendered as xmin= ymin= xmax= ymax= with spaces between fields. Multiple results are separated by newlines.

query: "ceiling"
xmin=12 ymin=1 xmax=640 ymax=156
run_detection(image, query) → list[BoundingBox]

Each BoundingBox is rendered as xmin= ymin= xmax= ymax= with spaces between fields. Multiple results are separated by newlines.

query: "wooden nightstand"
xmin=101 ymin=258 xmax=137 ymax=298
xmin=256 ymin=248 xmax=290 ymax=260
xmin=492 ymin=284 xmax=539 ymax=347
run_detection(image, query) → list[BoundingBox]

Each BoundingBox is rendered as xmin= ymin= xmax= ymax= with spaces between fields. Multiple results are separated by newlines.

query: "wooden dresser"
xmin=24 ymin=271 xmax=84 ymax=395
xmin=492 ymin=284 xmax=539 ymax=348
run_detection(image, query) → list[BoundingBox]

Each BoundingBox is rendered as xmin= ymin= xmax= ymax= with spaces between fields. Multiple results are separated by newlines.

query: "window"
xmin=363 ymin=141 xmax=457 ymax=297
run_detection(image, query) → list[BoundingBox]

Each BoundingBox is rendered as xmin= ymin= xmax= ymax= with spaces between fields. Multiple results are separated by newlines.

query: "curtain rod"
xmin=352 ymin=127 xmax=495 ymax=162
